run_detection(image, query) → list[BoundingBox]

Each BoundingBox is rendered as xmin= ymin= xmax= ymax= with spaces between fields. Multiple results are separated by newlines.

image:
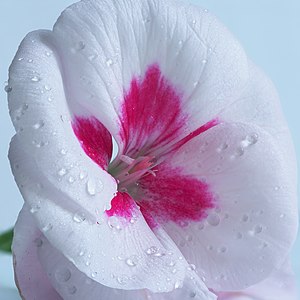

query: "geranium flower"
xmin=7 ymin=0 xmax=298 ymax=299
xmin=217 ymin=260 xmax=298 ymax=300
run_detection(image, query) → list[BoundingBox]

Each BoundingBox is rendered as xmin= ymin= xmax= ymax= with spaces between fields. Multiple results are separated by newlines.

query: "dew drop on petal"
xmin=73 ymin=211 xmax=86 ymax=223
xmin=235 ymin=232 xmax=243 ymax=240
xmin=126 ymin=255 xmax=139 ymax=267
xmin=55 ymin=268 xmax=71 ymax=282
xmin=242 ymin=214 xmax=249 ymax=222
xmin=117 ymin=275 xmax=129 ymax=285
xmin=207 ymin=213 xmax=220 ymax=226
xmin=31 ymin=75 xmax=41 ymax=82
xmin=187 ymin=264 xmax=196 ymax=271
xmin=58 ymin=168 xmax=67 ymax=177
xmin=33 ymin=120 xmax=44 ymax=129
xmin=106 ymin=58 xmax=113 ymax=66
xmin=91 ymin=272 xmax=97 ymax=278
xmin=107 ymin=216 xmax=122 ymax=231
xmin=4 ymin=85 xmax=12 ymax=93
xmin=68 ymin=286 xmax=77 ymax=295
xmin=218 ymin=246 xmax=227 ymax=253
xmin=42 ymin=223 xmax=53 ymax=232
xmin=86 ymin=179 xmax=96 ymax=195
xmin=68 ymin=176 xmax=75 ymax=184
xmin=35 ymin=238 xmax=43 ymax=247
xmin=145 ymin=246 xmax=158 ymax=255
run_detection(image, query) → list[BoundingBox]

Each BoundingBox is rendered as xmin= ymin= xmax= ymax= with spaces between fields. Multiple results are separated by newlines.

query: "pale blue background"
xmin=0 ymin=1 xmax=299 ymax=299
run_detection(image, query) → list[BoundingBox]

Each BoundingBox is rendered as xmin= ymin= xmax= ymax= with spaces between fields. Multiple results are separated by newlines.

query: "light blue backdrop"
xmin=0 ymin=0 xmax=299 ymax=298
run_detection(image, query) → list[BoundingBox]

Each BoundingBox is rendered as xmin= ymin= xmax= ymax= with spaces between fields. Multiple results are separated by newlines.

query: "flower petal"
xmin=219 ymin=60 xmax=297 ymax=184
xmin=52 ymin=0 xmax=249 ymax=153
xmin=8 ymin=31 xmax=116 ymax=216
xmin=12 ymin=206 xmax=62 ymax=300
xmin=10 ymin=144 xmax=201 ymax=293
xmin=140 ymin=122 xmax=298 ymax=291
xmin=37 ymin=227 xmax=215 ymax=300
xmin=218 ymin=260 xmax=298 ymax=300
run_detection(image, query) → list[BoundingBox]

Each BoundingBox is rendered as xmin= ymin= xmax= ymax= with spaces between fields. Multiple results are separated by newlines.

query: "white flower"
xmin=8 ymin=0 xmax=298 ymax=299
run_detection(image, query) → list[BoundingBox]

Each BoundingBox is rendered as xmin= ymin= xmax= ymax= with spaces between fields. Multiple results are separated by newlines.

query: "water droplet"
xmin=190 ymin=291 xmax=197 ymax=298
xmin=75 ymin=41 xmax=85 ymax=51
xmin=242 ymin=214 xmax=249 ymax=222
xmin=31 ymin=75 xmax=41 ymax=82
xmin=4 ymin=85 xmax=12 ymax=93
xmin=218 ymin=246 xmax=227 ymax=253
xmin=108 ymin=216 xmax=122 ymax=231
xmin=86 ymin=179 xmax=96 ymax=195
xmin=207 ymin=213 xmax=220 ymax=226
xmin=79 ymin=171 xmax=87 ymax=180
xmin=174 ymin=280 xmax=182 ymax=289
xmin=42 ymin=223 xmax=53 ymax=232
xmin=279 ymin=213 xmax=285 ymax=219
xmin=234 ymin=147 xmax=244 ymax=157
xmin=44 ymin=85 xmax=51 ymax=91
xmin=78 ymin=250 xmax=85 ymax=257
xmin=198 ymin=223 xmax=204 ymax=230
xmin=249 ymin=225 xmax=263 ymax=236
xmin=30 ymin=204 xmax=40 ymax=214
xmin=68 ymin=286 xmax=77 ymax=295
xmin=73 ymin=211 xmax=86 ymax=223
xmin=17 ymin=57 xmax=24 ymax=61
xmin=145 ymin=246 xmax=158 ymax=255
xmin=58 ymin=168 xmax=67 ymax=177
xmin=126 ymin=255 xmax=139 ymax=267
xmin=274 ymin=186 xmax=280 ymax=191
xmin=91 ymin=272 xmax=97 ymax=278
xmin=60 ymin=149 xmax=67 ymax=155
xmin=33 ymin=120 xmax=44 ymax=129
xmin=35 ymin=238 xmax=43 ymax=247
xmin=86 ymin=178 xmax=103 ymax=195
xmin=88 ymin=53 xmax=98 ymax=61
xmin=185 ymin=234 xmax=193 ymax=242
xmin=117 ymin=275 xmax=129 ymax=285
xmin=187 ymin=264 xmax=196 ymax=271
xmin=202 ymin=59 xmax=207 ymax=64
xmin=45 ymin=51 xmax=52 ymax=57
xmin=217 ymin=143 xmax=228 ymax=152
xmin=55 ymin=268 xmax=71 ymax=282
xmin=193 ymin=81 xmax=199 ymax=87
xmin=68 ymin=176 xmax=75 ymax=184
xmin=27 ymin=59 xmax=33 ymax=63
xmin=235 ymin=232 xmax=243 ymax=240
xmin=106 ymin=58 xmax=113 ymax=66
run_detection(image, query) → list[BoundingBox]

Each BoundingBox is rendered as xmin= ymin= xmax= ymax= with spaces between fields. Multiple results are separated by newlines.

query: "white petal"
xmin=10 ymin=147 xmax=194 ymax=293
xmin=218 ymin=260 xmax=298 ymax=300
xmin=8 ymin=31 xmax=116 ymax=217
xmin=219 ymin=60 xmax=297 ymax=185
xmin=12 ymin=206 xmax=62 ymax=300
xmin=52 ymin=0 xmax=249 ymax=149
xmin=161 ymin=122 xmax=298 ymax=291
xmin=38 ymin=227 xmax=215 ymax=300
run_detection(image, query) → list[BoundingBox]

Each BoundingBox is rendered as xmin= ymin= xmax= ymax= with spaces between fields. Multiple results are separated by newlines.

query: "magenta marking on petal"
xmin=138 ymin=164 xmax=215 ymax=227
xmin=72 ymin=116 xmax=112 ymax=169
xmin=105 ymin=192 xmax=136 ymax=220
xmin=120 ymin=64 xmax=186 ymax=155
xmin=171 ymin=118 xmax=219 ymax=152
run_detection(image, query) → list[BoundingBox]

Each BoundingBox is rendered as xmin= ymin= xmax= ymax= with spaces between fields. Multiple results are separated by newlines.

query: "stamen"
xmin=111 ymin=155 xmax=157 ymax=192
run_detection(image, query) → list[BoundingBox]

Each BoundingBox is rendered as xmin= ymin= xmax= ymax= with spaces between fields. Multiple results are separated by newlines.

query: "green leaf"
xmin=0 ymin=228 xmax=13 ymax=253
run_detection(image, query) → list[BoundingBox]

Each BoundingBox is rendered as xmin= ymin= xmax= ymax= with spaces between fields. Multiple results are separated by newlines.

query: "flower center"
xmin=109 ymin=154 xmax=158 ymax=194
